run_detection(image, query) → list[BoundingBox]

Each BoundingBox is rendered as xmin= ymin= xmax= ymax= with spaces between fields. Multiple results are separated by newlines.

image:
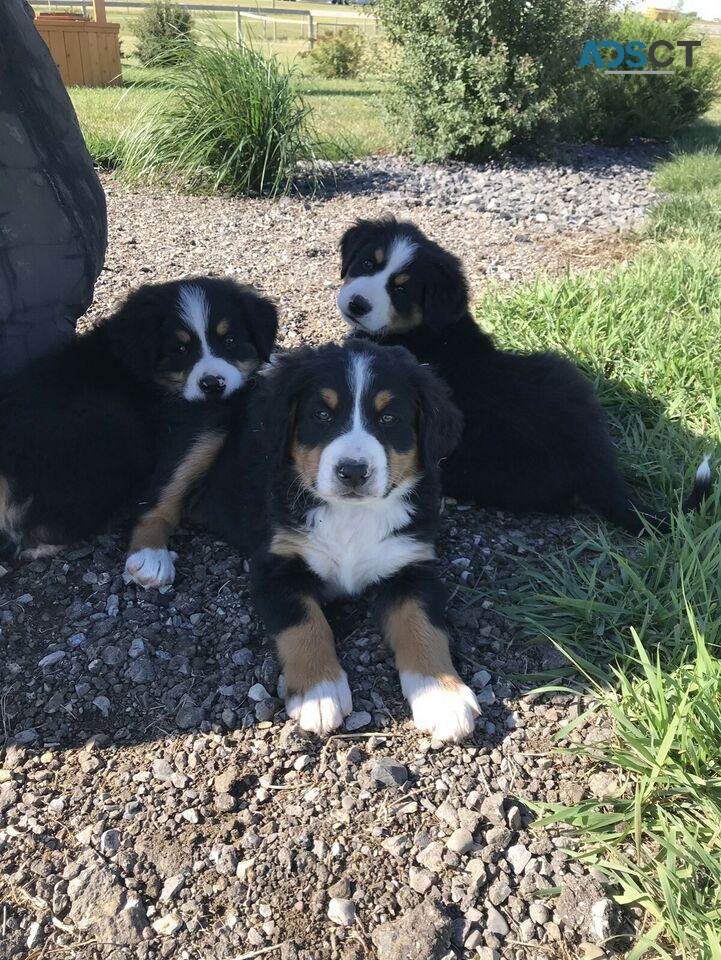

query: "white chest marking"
xmin=298 ymin=484 xmax=433 ymax=597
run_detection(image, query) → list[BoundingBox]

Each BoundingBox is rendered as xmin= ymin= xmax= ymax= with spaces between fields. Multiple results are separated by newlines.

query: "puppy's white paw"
xmin=401 ymin=673 xmax=480 ymax=743
xmin=124 ymin=548 xmax=177 ymax=589
xmin=286 ymin=674 xmax=353 ymax=736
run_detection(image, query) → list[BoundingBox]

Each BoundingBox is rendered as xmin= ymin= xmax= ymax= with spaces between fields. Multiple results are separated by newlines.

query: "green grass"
xmin=537 ymin=626 xmax=721 ymax=960
xmin=298 ymin=76 xmax=388 ymax=155
xmin=46 ymin=0 xmax=390 ymax=161
xmin=478 ymin=242 xmax=720 ymax=489
xmin=68 ymin=50 xmax=391 ymax=164
xmin=472 ymin=100 xmax=721 ymax=959
xmin=68 ymin=63 xmax=391 ymax=163
xmin=70 ymin=77 xmax=161 ymax=167
xmin=653 ymin=146 xmax=721 ymax=195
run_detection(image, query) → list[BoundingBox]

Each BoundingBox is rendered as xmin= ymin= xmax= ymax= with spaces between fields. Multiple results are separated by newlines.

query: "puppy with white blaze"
xmin=0 ymin=277 xmax=278 ymax=589
xmin=203 ymin=341 xmax=481 ymax=742
xmin=337 ymin=217 xmax=712 ymax=532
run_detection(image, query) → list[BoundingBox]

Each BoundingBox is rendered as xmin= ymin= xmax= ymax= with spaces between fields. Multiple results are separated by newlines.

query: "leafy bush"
xmin=123 ymin=38 xmax=320 ymax=196
xmin=569 ymin=12 xmax=721 ymax=146
xmin=136 ymin=0 xmax=193 ymax=66
xmin=377 ymin=0 xmax=721 ymax=161
xmin=308 ymin=29 xmax=366 ymax=79
xmin=377 ymin=0 xmax=609 ymax=160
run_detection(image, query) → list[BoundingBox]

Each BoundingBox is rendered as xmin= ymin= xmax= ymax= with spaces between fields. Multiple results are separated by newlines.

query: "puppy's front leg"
xmin=253 ymin=557 xmax=352 ymax=735
xmin=375 ymin=564 xmax=479 ymax=743
xmin=125 ymin=430 xmax=224 ymax=589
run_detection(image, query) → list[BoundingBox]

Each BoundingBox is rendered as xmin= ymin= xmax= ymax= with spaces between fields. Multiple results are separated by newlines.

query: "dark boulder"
xmin=0 ymin=0 xmax=106 ymax=378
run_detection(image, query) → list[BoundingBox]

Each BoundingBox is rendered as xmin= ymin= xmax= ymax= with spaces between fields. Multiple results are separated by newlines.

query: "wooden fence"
xmin=34 ymin=0 xmax=122 ymax=87
xmin=35 ymin=14 xmax=122 ymax=86
xmin=34 ymin=0 xmax=379 ymax=52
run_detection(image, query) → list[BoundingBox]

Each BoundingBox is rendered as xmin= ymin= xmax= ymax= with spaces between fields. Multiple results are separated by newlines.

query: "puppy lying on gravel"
xmin=0 ymin=277 xmax=277 ymax=588
xmin=337 ymin=217 xmax=711 ymax=532
xmin=203 ymin=340 xmax=481 ymax=742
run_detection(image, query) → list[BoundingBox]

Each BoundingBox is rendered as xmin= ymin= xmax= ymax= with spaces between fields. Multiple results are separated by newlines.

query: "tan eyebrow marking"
xmin=216 ymin=319 xmax=230 ymax=336
xmin=321 ymin=388 xmax=338 ymax=410
xmin=374 ymin=389 xmax=394 ymax=412
xmin=393 ymin=273 xmax=410 ymax=286
xmin=374 ymin=247 xmax=385 ymax=265
xmin=177 ymin=329 xmax=191 ymax=344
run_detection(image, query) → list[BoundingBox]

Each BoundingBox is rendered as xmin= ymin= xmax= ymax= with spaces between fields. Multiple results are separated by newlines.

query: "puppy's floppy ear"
xmin=413 ymin=360 xmax=464 ymax=465
xmin=257 ymin=349 xmax=314 ymax=474
xmin=340 ymin=219 xmax=380 ymax=279
xmin=237 ymin=289 xmax=279 ymax=363
xmin=422 ymin=248 xmax=469 ymax=331
xmin=107 ymin=284 xmax=164 ymax=382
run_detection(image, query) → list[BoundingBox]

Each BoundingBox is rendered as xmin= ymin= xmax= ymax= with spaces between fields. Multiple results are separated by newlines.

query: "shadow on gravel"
xmin=0 ymin=372 xmax=709 ymax=753
xmin=1 ymin=381 xmax=700 ymax=957
xmin=0 ymin=517 xmax=521 ymax=754
xmin=308 ymin=141 xmax=662 ymax=201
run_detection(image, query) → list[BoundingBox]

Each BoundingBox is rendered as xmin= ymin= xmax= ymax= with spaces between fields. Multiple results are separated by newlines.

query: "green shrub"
xmin=377 ymin=0 xmax=609 ymax=161
xmin=308 ymin=29 xmax=366 ymax=79
xmin=122 ymin=38 xmax=321 ymax=196
xmin=136 ymin=0 xmax=193 ymax=66
xmin=568 ymin=12 xmax=721 ymax=146
xmin=377 ymin=0 xmax=721 ymax=161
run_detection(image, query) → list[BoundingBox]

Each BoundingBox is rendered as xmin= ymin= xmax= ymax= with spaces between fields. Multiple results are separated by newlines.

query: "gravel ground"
xmin=1 ymin=148 xmax=654 ymax=960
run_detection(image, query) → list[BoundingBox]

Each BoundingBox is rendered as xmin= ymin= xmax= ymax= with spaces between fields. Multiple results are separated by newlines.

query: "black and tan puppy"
xmin=337 ymin=217 xmax=711 ymax=532
xmin=0 ymin=277 xmax=277 ymax=587
xmin=204 ymin=340 xmax=481 ymax=742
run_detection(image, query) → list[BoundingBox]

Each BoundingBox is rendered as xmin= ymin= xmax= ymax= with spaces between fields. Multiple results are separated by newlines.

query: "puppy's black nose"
xmin=199 ymin=374 xmax=226 ymax=395
xmin=347 ymin=295 xmax=371 ymax=319
xmin=335 ymin=459 xmax=369 ymax=487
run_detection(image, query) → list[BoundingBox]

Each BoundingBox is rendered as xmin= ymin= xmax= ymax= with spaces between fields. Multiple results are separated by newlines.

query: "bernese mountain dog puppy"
xmin=337 ymin=217 xmax=711 ymax=533
xmin=0 ymin=277 xmax=277 ymax=588
xmin=203 ymin=340 xmax=481 ymax=742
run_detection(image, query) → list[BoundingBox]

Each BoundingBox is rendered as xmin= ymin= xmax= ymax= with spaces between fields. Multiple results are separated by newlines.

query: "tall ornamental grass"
xmin=123 ymin=39 xmax=321 ymax=196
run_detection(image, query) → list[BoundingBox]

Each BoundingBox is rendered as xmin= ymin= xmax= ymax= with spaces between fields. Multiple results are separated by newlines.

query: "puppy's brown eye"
xmin=395 ymin=286 xmax=406 ymax=295
xmin=224 ymin=335 xmax=235 ymax=345
xmin=362 ymin=259 xmax=374 ymax=271
xmin=315 ymin=410 xmax=333 ymax=422
xmin=177 ymin=344 xmax=188 ymax=354
xmin=379 ymin=413 xmax=398 ymax=425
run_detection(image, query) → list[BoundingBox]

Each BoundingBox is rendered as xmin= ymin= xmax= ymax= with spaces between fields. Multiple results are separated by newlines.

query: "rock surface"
xmin=0 ymin=0 xmax=106 ymax=377
xmin=68 ymin=864 xmax=147 ymax=945
xmin=371 ymin=897 xmax=453 ymax=960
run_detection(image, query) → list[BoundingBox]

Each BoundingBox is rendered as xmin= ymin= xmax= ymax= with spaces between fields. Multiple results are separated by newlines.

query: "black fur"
xmin=0 ymin=277 xmax=277 ymax=559
xmin=339 ymin=217 xmax=711 ymax=533
xmin=204 ymin=340 xmax=461 ymax=556
xmin=0 ymin=326 xmax=155 ymax=549
xmin=202 ymin=340 xmax=472 ymax=738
